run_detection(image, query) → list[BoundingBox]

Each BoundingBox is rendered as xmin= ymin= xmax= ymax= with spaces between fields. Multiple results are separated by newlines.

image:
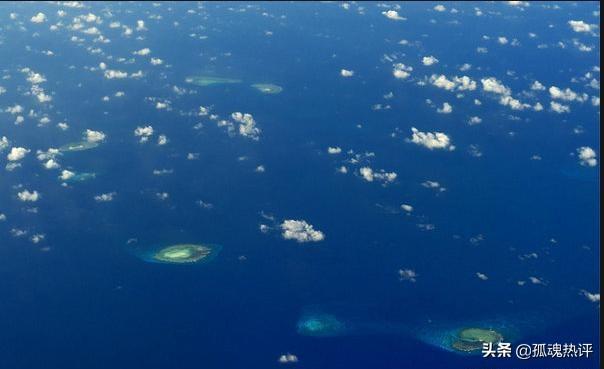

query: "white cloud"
xmin=30 ymin=12 xmax=46 ymax=23
xmin=104 ymin=70 xmax=128 ymax=79
xmin=0 ymin=136 xmax=8 ymax=151
xmin=468 ymin=116 xmax=482 ymax=125
xmin=550 ymin=101 xmax=570 ymax=113
xmin=6 ymin=104 xmax=24 ymax=114
xmin=133 ymin=48 xmax=151 ymax=56
xmin=157 ymin=134 xmax=168 ymax=146
xmin=580 ymin=290 xmax=600 ymax=303
xmin=430 ymin=75 xmax=476 ymax=91
xmin=134 ymin=126 xmax=154 ymax=143
xmin=7 ymin=147 xmax=30 ymax=161
xmin=382 ymin=10 xmax=405 ymax=21
xmin=481 ymin=77 xmax=511 ymax=95
xmin=359 ymin=166 xmax=397 ymax=183
xmin=399 ymin=269 xmax=417 ymax=282
xmin=437 ymin=102 xmax=453 ymax=114
xmin=17 ymin=190 xmax=40 ymax=202
xmin=43 ymin=159 xmax=60 ymax=169
xmin=422 ymin=56 xmax=439 ymax=66
xmin=531 ymin=80 xmax=545 ymax=91
xmin=232 ymin=112 xmax=261 ymax=140
xmin=507 ymin=1 xmax=529 ymax=7
xmin=577 ymin=146 xmax=597 ymax=167
xmin=26 ymin=71 xmax=46 ymax=84
xmin=549 ymin=86 xmax=588 ymax=102
xmin=280 ymin=220 xmax=324 ymax=243
xmin=340 ymin=69 xmax=354 ymax=77
xmin=408 ymin=127 xmax=454 ymax=151
xmin=150 ymin=58 xmax=163 ymax=66
xmin=400 ymin=204 xmax=413 ymax=212
xmin=568 ymin=20 xmax=596 ymax=33
xmin=476 ymin=272 xmax=488 ymax=280
xmin=60 ymin=170 xmax=75 ymax=180
xmin=499 ymin=95 xmax=530 ymax=110
xmin=497 ymin=36 xmax=509 ymax=45
xmin=393 ymin=63 xmax=413 ymax=79
xmin=136 ymin=20 xmax=146 ymax=31
xmin=278 ymin=354 xmax=299 ymax=364
xmin=94 ymin=192 xmax=116 ymax=202
xmin=327 ymin=147 xmax=342 ymax=154
xmin=85 ymin=129 xmax=105 ymax=143
xmin=434 ymin=4 xmax=446 ymax=12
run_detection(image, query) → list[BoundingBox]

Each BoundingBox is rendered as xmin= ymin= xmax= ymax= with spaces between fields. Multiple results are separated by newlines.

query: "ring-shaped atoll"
xmin=132 ymin=243 xmax=222 ymax=265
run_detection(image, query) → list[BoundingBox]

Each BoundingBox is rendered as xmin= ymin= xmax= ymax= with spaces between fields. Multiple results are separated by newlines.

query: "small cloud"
xmin=577 ymin=146 xmax=597 ymax=167
xmin=408 ymin=127 xmax=454 ymax=151
xmin=30 ymin=12 xmax=46 ymax=23
xmin=104 ymin=70 xmax=128 ymax=79
xmin=340 ymin=69 xmax=354 ymax=77
xmin=476 ymin=272 xmax=489 ymax=280
xmin=393 ymin=63 xmax=413 ymax=79
xmin=399 ymin=269 xmax=418 ymax=282
xmin=278 ymin=353 xmax=299 ymax=364
xmin=17 ymin=190 xmax=40 ymax=202
xmin=568 ymin=20 xmax=596 ymax=33
xmin=85 ymin=129 xmax=105 ymax=143
xmin=468 ymin=116 xmax=482 ymax=125
xmin=280 ymin=220 xmax=324 ymax=243
xmin=7 ymin=147 xmax=30 ymax=161
xmin=422 ymin=56 xmax=439 ymax=66
xmin=400 ymin=204 xmax=413 ymax=213
xmin=94 ymin=192 xmax=116 ymax=202
xmin=60 ymin=170 xmax=75 ymax=181
xmin=232 ymin=112 xmax=261 ymax=140
xmin=134 ymin=126 xmax=154 ymax=142
xmin=359 ymin=166 xmax=397 ymax=184
xmin=382 ymin=10 xmax=405 ymax=21
xmin=550 ymin=101 xmax=570 ymax=113
xmin=580 ymin=290 xmax=600 ymax=303
xmin=327 ymin=146 xmax=342 ymax=154
xmin=133 ymin=48 xmax=151 ymax=56
xmin=436 ymin=102 xmax=453 ymax=114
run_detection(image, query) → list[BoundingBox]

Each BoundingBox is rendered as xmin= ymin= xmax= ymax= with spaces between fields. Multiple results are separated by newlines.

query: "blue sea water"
xmin=0 ymin=2 xmax=600 ymax=368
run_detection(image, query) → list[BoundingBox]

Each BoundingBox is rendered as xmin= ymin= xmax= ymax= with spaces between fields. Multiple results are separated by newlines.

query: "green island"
xmin=251 ymin=83 xmax=283 ymax=94
xmin=59 ymin=141 xmax=99 ymax=152
xmin=451 ymin=328 xmax=504 ymax=352
xmin=185 ymin=75 xmax=242 ymax=87
xmin=152 ymin=244 xmax=214 ymax=264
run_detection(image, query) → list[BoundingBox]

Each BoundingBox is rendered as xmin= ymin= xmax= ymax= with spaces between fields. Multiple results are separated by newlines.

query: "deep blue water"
xmin=0 ymin=2 xmax=600 ymax=368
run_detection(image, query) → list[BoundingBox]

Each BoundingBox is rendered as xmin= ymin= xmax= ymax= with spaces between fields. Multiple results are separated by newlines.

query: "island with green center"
xmin=451 ymin=328 xmax=504 ymax=353
xmin=251 ymin=83 xmax=283 ymax=94
xmin=152 ymin=244 xmax=216 ymax=264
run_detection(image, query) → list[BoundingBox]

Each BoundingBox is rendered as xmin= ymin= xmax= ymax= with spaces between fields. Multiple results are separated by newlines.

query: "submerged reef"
xmin=297 ymin=312 xmax=348 ymax=337
xmin=185 ymin=75 xmax=242 ymax=86
xmin=59 ymin=141 xmax=99 ymax=152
